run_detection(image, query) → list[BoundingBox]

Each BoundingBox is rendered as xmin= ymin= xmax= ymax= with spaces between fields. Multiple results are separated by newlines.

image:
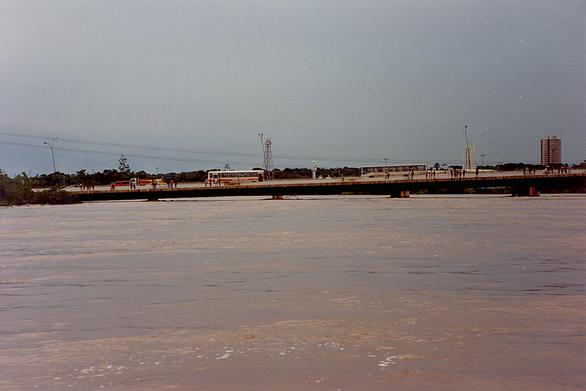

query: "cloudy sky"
xmin=1 ymin=0 xmax=584 ymax=175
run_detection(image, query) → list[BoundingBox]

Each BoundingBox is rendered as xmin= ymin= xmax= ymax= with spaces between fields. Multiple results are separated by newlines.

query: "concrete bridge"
xmin=75 ymin=173 xmax=586 ymax=202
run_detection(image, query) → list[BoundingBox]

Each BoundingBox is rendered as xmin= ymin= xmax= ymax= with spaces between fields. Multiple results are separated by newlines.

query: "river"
xmin=1 ymin=195 xmax=584 ymax=390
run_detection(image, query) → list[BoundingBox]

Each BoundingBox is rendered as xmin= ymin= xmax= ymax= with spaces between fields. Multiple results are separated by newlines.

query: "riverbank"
xmin=0 ymin=174 xmax=78 ymax=205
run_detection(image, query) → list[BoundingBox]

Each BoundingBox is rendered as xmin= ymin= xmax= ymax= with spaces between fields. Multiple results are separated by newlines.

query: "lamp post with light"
xmin=43 ymin=137 xmax=57 ymax=174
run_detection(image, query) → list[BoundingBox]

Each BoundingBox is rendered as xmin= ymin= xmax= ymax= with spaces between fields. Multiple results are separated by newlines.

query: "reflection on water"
xmin=0 ymin=195 xmax=585 ymax=390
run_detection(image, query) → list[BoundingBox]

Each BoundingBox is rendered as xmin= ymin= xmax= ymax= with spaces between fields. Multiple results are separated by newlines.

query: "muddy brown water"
xmin=1 ymin=195 xmax=585 ymax=390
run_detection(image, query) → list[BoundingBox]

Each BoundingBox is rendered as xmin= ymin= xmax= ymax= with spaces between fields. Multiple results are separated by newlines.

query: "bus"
xmin=360 ymin=164 xmax=426 ymax=178
xmin=207 ymin=170 xmax=265 ymax=186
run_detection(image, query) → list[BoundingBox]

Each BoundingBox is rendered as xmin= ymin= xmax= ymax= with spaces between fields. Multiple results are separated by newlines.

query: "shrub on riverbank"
xmin=0 ymin=171 xmax=33 ymax=205
xmin=33 ymin=188 xmax=79 ymax=205
xmin=0 ymin=171 xmax=78 ymax=206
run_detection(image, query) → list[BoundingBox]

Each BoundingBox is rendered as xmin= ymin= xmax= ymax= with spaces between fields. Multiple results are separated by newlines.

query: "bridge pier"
xmin=512 ymin=185 xmax=540 ymax=197
xmin=390 ymin=190 xmax=410 ymax=198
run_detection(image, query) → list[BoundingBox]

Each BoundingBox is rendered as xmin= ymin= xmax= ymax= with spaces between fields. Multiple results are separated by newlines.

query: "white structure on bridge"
xmin=464 ymin=144 xmax=477 ymax=170
xmin=461 ymin=124 xmax=476 ymax=170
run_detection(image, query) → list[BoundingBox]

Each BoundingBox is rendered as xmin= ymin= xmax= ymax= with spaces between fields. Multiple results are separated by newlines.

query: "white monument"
xmin=311 ymin=161 xmax=318 ymax=179
xmin=464 ymin=144 xmax=476 ymax=170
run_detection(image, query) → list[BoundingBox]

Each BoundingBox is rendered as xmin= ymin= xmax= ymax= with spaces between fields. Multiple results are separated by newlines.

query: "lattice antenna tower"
xmin=264 ymin=138 xmax=274 ymax=173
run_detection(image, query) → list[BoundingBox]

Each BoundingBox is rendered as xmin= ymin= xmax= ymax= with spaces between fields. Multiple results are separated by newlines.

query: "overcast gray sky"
xmin=1 ymin=0 xmax=584 ymax=175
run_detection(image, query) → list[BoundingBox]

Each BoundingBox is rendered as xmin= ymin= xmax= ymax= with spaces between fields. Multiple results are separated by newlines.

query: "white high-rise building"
xmin=463 ymin=144 xmax=476 ymax=170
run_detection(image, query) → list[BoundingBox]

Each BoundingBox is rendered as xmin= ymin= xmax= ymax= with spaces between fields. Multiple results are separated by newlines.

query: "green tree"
xmin=118 ymin=154 xmax=131 ymax=174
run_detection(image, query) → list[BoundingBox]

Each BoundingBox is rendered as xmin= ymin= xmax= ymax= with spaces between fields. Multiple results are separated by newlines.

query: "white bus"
xmin=360 ymin=164 xmax=426 ymax=178
xmin=207 ymin=170 xmax=265 ymax=186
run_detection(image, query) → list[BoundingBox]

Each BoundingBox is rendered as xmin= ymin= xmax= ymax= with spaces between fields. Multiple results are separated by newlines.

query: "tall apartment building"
xmin=540 ymin=135 xmax=561 ymax=166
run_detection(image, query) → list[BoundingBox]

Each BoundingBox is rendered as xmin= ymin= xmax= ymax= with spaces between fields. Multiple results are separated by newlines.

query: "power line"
xmin=0 ymin=129 xmax=378 ymax=162
xmin=0 ymin=140 xmax=258 ymax=167
xmin=0 ymin=129 xmax=470 ymax=165
xmin=0 ymin=129 xmax=414 ymax=164
xmin=0 ymin=130 xmax=259 ymax=159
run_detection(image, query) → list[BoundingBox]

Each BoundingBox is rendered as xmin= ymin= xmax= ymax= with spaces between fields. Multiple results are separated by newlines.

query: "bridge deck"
xmin=74 ymin=173 xmax=586 ymax=202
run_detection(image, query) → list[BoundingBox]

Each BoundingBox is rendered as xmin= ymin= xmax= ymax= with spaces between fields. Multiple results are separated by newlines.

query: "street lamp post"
xmin=462 ymin=124 xmax=472 ymax=170
xmin=258 ymin=131 xmax=266 ymax=171
xmin=462 ymin=124 xmax=470 ymax=147
xmin=43 ymin=137 xmax=57 ymax=174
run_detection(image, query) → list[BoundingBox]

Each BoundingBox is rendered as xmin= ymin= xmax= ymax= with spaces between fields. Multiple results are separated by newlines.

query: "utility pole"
xmin=462 ymin=124 xmax=474 ymax=170
xmin=462 ymin=124 xmax=470 ymax=148
xmin=43 ymin=137 xmax=57 ymax=174
xmin=258 ymin=132 xmax=267 ymax=170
